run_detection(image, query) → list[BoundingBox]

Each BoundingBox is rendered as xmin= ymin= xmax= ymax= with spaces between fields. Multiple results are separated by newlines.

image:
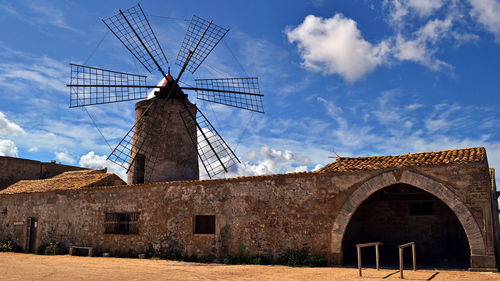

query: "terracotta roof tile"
xmin=0 ymin=169 xmax=125 ymax=195
xmin=318 ymin=147 xmax=485 ymax=173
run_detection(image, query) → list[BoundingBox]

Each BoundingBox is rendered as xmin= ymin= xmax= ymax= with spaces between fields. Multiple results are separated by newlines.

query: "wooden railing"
xmin=356 ymin=242 xmax=382 ymax=277
xmin=398 ymin=242 xmax=416 ymax=279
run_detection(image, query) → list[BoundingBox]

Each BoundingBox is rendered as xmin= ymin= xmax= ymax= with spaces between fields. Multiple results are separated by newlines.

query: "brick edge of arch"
xmin=329 ymin=169 xmax=487 ymax=265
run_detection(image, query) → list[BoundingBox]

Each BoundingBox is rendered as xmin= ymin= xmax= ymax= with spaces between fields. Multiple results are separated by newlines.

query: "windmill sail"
xmin=68 ymin=64 xmax=150 ymax=107
xmin=191 ymin=77 xmax=264 ymax=113
xmin=103 ymin=4 xmax=168 ymax=73
xmin=179 ymin=104 xmax=240 ymax=178
xmin=176 ymin=15 xmax=229 ymax=74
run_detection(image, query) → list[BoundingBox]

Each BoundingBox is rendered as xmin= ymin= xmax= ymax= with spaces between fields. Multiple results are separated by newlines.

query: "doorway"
xmin=25 ymin=217 xmax=38 ymax=253
xmin=342 ymin=184 xmax=470 ymax=268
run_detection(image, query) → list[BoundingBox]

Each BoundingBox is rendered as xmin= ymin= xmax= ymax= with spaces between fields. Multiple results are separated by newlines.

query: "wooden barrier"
xmin=398 ymin=242 xmax=416 ymax=279
xmin=356 ymin=242 xmax=382 ymax=277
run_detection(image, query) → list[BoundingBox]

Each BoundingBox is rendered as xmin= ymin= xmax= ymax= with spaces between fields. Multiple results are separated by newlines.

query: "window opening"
xmin=104 ymin=212 xmax=139 ymax=234
xmin=408 ymin=202 xmax=434 ymax=216
xmin=194 ymin=215 xmax=215 ymax=234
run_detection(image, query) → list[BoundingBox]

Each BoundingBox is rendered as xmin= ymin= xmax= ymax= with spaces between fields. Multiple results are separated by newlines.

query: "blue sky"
xmin=0 ymin=0 xmax=499 ymax=181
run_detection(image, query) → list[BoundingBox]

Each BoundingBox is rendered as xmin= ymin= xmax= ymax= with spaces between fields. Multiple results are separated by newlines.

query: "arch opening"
xmin=342 ymin=183 xmax=470 ymax=268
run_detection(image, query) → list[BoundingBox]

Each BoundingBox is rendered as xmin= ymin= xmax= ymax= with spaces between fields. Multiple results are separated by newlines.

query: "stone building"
xmin=0 ymin=147 xmax=498 ymax=271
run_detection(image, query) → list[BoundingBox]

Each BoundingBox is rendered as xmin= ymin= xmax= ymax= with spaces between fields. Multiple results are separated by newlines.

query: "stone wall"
xmin=0 ymin=156 xmax=87 ymax=184
xmin=0 ymin=160 xmax=497 ymax=269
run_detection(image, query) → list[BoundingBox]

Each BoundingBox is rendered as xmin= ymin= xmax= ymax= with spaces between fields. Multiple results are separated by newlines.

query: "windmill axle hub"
xmin=155 ymin=80 xmax=187 ymax=100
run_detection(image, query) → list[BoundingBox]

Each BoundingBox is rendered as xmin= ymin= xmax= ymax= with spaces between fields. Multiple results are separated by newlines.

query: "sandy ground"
xmin=0 ymin=253 xmax=499 ymax=281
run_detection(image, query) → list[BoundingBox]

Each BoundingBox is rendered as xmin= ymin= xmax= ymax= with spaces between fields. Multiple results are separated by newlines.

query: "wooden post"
xmin=412 ymin=243 xmax=416 ymax=271
xmin=399 ymin=247 xmax=403 ymax=279
xmin=355 ymin=242 xmax=382 ymax=277
xmin=357 ymin=245 xmax=362 ymax=276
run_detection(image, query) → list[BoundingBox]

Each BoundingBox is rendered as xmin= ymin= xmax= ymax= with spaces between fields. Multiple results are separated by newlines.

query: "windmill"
xmin=67 ymin=4 xmax=264 ymax=184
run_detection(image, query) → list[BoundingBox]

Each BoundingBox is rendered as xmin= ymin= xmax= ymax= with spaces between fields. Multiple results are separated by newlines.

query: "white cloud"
xmin=407 ymin=0 xmax=444 ymax=17
xmin=286 ymin=1 xmax=500 ymax=81
xmin=285 ymin=12 xmax=456 ymax=81
xmin=286 ymin=14 xmax=389 ymax=82
xmin=0 ymin=139 xmax=18 ymax=157
xmin=0 ymin=56 xmax=67 ymax=94
xmin=79 ymin=151 xmax=127 ymax=181
xmin=0 ymin=112 xmax=25 ymax=137
xmin=28 ymin=147 xmax=38 ymax=152
xmin=55 ymin=151 xmax=75 ymax=164
xmin=405 ymin=103 xmax=423 ymax=110
xmin=393 ymin=18 xmax=454 ymax=70
xmin=0 ymin=1 xmax=76 ymax=31
xmin=383 ymin=0 xmax=444 ymax=27
xmin=316 ymin=97 xmax=347 ymax=128
xmin=469 ymin=0 xmax=500 ymax=42
xmin=222 ymin=145 xmax=312 ymax=177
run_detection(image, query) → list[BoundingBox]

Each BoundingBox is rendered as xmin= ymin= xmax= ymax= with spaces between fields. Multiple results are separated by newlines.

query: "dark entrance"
xmin=131 ymin=153 xmax=146 ymax=184
xmin=342 ymin=184 xmax=470 ymax=268
xmin=25 ymin=217 xmax=38 ymax=253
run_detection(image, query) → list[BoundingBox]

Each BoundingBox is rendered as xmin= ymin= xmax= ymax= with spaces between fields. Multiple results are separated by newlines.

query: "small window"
xmin=194 ymin=215 xmax=215 ymax=234
xmin=104 ymin=212 xmax=139 ymax=234
xmin=408 ymin=202 xmax=433 ymax=216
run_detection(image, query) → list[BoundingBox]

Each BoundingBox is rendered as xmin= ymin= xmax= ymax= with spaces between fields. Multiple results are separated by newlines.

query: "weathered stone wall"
xmin=0 ymin=160 xmax=497 ymax=269
xmin=0 ymin=156 xmax=87 ymax=183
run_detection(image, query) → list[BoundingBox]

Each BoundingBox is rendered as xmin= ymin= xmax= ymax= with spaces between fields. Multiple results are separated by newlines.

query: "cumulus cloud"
xmin=286 ymin=1 xmax=500 ymax=81
xmin=0 ymin=112 xmax=25 ymax=137
xmin=285 ymin=12 xmax=453 ymax=82
xmin=55 ymin=151 xmax=75 ymax=164
xmin=222 ymin=145 xmax=312 ymax=178
xmin=469 ymin=0 xmax=500 ymax=42
xmin=79 ymin=151 xmax=126 ymax=180
xmin=0 ymin=139 xmax=18 ymax=157
xmin=286 ymin=14 xmax=389 ymax=82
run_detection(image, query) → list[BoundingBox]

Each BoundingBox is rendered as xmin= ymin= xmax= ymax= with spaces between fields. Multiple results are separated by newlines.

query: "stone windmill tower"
xmin=68 ymin=4 xmax=264 ymax=184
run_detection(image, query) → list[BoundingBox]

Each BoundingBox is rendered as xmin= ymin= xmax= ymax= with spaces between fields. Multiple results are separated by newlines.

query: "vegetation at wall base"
xmin=35 ymin=242 xmax=66 ymax=255
xmin=0 ymin=241 xmax=22 ymax=252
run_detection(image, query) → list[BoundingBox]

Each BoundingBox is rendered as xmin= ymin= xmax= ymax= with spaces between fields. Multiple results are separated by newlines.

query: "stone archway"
xmin=330 ymin=170 xmax=487 ymax=267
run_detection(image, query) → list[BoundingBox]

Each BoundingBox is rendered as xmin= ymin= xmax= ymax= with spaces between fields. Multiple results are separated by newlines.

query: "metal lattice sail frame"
xmin=69 ymin=64 xmax=149 ymax=107
xmin=68 ymin=4 xmax=264 ymax=179
xmin=176 ymin=15 xmax=229 ymax=74
xmin=180 ymin=104 xmax=239 ymax=178
xmin=193 ymin=77 xmax=263 ymax=113
xmin=102 ymin=4 xmax=168 ymax=74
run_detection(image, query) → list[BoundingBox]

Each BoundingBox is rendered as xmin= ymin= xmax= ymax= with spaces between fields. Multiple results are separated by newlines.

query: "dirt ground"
xmin=0 ymin=253 xmax=499 ymax=281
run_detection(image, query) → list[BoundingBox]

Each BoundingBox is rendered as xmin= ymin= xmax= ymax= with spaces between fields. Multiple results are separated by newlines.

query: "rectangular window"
xmin=408 ymin=202 xmax=434 ymax=216
xmin=194 ymin=215 xmax=215 ymax=234
xmin=104 ymin=212 xmax=139 ymax=234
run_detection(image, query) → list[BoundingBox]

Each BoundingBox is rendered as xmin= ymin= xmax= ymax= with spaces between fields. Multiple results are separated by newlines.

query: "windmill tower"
xmin=128 ymin=97 xmax=198 ymax=184
xmin=68 ymin=4 xmax=264 ymax=184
